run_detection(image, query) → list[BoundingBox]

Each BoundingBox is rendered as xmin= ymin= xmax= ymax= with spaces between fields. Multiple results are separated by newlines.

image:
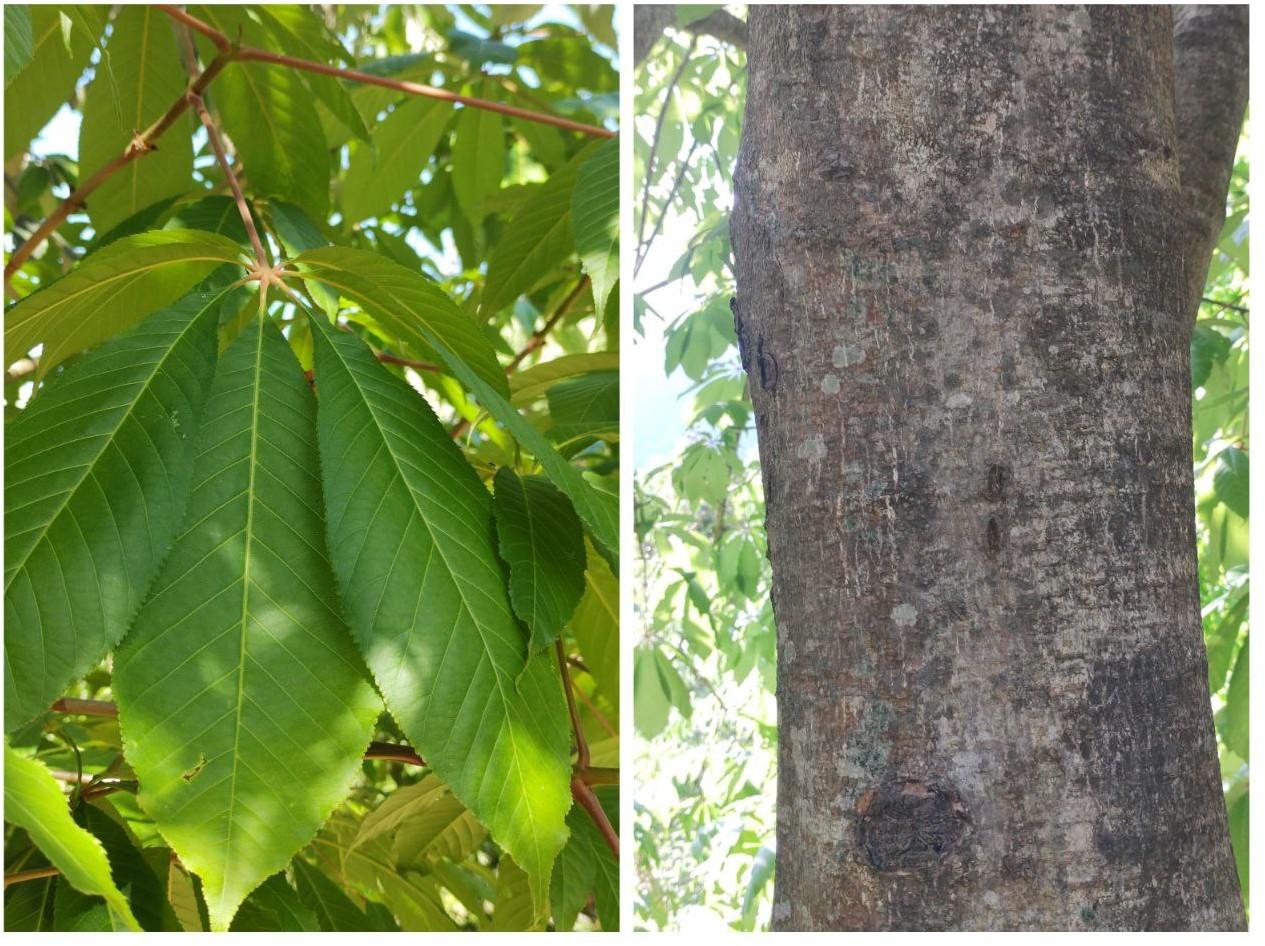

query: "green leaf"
xmin=112 ymin=317 xmax=381 ymax=931
xmin=4 ymin=6 xmax=103 ymax=158
xmin=342 ymin=98 xmax=452 ymax=222
xmin=547 ymin=370 xmax=619 ymax=442
xmin=312 ymin=812 xmax=457 ymax=930
xmin=291 ymin=246 xmax=508 ymax=398
xmin=308 ymin=313 xmax=572 ymax=918
xmin=292 ymin=858 xmax=374 ymax=932
xmin=4 ymin=228 xmax=244 ymax=378
xmin=4 ymin=5 xmax=33 ymax=82
xmin=1223 ymin=639 xmax=1249 ymax=761
xmin=3 ymin=742 xmax=141 ymax=931
xmin=4 ymin=290 xmax=223 ymax=731
xmin=549 ymin=806 xmax=595 ymax=931
xmin=741 ymin=845 xmax=775 ymax=926
xmin=78 ymin=7 xmax=192 ymax=235
xmin=494 ymin=469 xmax=587 ymax=655
xmin=1213 ymin=446 xmax=1249 ymax=518
xmin=571 ymin=135 xmax=619 ymax=314
xmin=451 ymin=98 xmax=504 ymax=218
xmin=570 ymin=539 xmax=619 ymax=710
xmin=491 ymin=856 xmax=537 ymax=931
xmin=210 ymin=58 xmax=330 ymax=218
xmin=253 ymin=5 xmax=368 ymax=142
xmin=230 ymin=873 xmax=320 ymax=931
xmin=510 ymin=352 xmax=620 ymax=406
xmin=481 ymin=146 xmax=592 ymax=317
xmin=634 ymin=647 xmax=671 ymax=738
xmin=266 ymin=200 xmax=340 ymax=316
xmin=4 ymin=868 xmax=56 ymax=930
xmin=292 ymin=255 xmax=620 ymax=561
xmin=354 ymin=774 xmax=486 ymax=870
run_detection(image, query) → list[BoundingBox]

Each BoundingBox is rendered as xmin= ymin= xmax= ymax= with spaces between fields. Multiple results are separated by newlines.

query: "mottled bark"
xmin=731 ymin=5 xmax=1245 ymax=931
xmin=633 ymin=4 xmax=747 ymax=65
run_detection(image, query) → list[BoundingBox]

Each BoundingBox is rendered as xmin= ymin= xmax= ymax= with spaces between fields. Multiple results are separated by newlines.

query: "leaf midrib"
xmin=217 ymin=313 xmax=266 ymax=923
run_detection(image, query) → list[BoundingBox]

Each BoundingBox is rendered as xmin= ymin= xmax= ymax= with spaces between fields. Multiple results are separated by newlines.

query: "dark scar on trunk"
xmin=855 ymin=778 xmax=971 ymax=871
xmin=986 ymin=516 xmax=1003 ymax=559
xmin=984 ymin=463 xmax=1011 ymax=501
xmin=757 ymin=336 xmax=779 ymax=390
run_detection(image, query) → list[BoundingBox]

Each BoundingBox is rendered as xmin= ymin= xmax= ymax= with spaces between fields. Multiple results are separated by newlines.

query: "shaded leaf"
xmin=4 ymin=290 xmax=223 ymax=731
xmin=494 ymin=468 xmax=587 ymax=654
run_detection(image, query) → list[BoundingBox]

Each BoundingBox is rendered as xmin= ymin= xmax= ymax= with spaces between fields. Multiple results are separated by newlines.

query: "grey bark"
xmin=731 ymin=5 xmax=1246 ymax=931
xmin=633 ymin=5 xmax=747 ymax=65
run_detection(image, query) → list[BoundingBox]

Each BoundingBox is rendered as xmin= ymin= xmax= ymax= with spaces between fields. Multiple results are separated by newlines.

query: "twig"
xmin=4 ymin=866 xmax=59 ymax=888
xmin=175 ymin=23 xmax=268 ymax=271
xmin=3 ymin=50 xmax=233 ymax=286
xmin=157 ymin=5 xmax=613 ymax=139
xmin=636 ymin=137 xmax=701 ymax=277
xmin=48 ymin=698 xmax=615 ymax=786
xmin=571 ymin=775 xmax=619 ymax=859
xmin=1202 ymin=296 xmax=1249 ymax=314
xmin=636 ymin=38 xmax=696 ymax=255
xmin=7 ymin=9 xmax=613 ymax=290
xmin=557 ymin=639 xmax=590 ymax=770
xmin=376 ymin=351 xmax=442 ymax=373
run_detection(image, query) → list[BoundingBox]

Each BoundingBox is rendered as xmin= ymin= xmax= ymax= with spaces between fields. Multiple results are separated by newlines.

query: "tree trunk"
xmin=731 ymin=5 xmax=1246 ymax=931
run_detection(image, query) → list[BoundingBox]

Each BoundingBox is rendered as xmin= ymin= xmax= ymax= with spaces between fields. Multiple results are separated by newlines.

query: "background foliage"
xmin=5 ymin=3 xmax=618 ymax=932
xmin=632 ymin=9 xmax=1249 ymax=931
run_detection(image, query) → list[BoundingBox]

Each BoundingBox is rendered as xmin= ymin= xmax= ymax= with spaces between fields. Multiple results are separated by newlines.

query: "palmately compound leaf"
xmin=4 ymin=290 xmax=225 ymax=732
xmin=293 ymin=247 xmax=618 ymax=563
xmin=308 ymin=312 xmax=571 ymax=919
xmin=342 ymin=98 xmax=452 ymax=222
xmin=3 ymin=228 xmax=245 ymax=379
xmin=493 ymin=468 xmax=587 ymax=655
xmin=113 ymin=316 xmax=381 ymax=932
xmin=480 ymin=144 xmax=594 ymax=318
xmin=571 ymin=135 xmax=619 ymax=314
xmin=292 ymin=246 xmax=507 ymax=398
xmin=78 ymin=6 xmax=192 ymax=235
xmin=4 ymin=741 xmax=141 ymax=931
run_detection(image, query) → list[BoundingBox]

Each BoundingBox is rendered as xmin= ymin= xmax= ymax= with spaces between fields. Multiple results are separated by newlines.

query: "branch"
xmin=175 ymin=23 xmax=269 ymax=271
xmin=158 ymin=5 xmax=613 ymax=139
xmin=636 ymin=38 xmax=696 ymax=256
xmin=48 ymin=699 xmax=616 ymax=785
xmin=634 ymin=5 xmax=747 ymax=65
xmin=571 ymin=775 xmax=619 ymax=859
xmin=1172 ymin=5 xmax=1249 ymax=323
xmin=3 ymin=50 xmax=233 ymax=287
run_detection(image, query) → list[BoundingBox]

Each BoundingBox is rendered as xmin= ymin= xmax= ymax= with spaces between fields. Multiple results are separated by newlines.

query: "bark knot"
xmin=855 ymin=777 xmax=970 ymax=872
